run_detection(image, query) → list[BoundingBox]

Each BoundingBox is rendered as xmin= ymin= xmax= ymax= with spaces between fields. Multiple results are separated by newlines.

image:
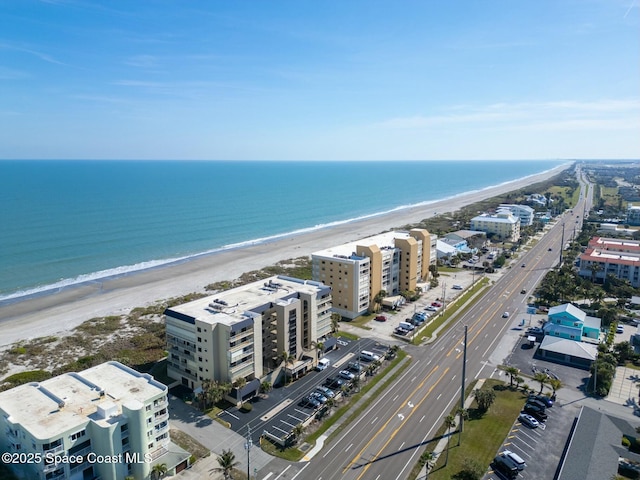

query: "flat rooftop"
xmin=166 ymin=275 xmax=329 ymax=326
xmin=312 ymin=230 xmax=416 ymax=258
xmin=0 ymin=361 xmax=166 ymax=440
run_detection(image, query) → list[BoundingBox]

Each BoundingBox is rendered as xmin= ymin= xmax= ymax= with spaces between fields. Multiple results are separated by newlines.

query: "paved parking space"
xmin=219 ymin=338 xmax=390 ymax=445
xmin=484 ymin=396 xmax=576 ymax=479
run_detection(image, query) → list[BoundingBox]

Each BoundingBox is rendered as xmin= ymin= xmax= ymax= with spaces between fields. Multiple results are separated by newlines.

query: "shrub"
xmin=240 ymin=403 xmax=253 ymax=412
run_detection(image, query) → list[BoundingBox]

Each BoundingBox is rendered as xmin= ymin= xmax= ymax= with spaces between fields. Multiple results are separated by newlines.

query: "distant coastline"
xmin=0 ymin=163 xmax=570 ymax=347
xmin=0 ymin=160 xmax=569 ymax=304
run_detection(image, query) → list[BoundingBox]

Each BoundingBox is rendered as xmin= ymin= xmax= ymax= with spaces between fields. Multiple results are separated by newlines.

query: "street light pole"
xmin=245 ymin=425 xmax=253 ymax=480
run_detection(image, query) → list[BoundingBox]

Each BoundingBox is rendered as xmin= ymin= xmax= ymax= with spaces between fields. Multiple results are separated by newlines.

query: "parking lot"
xmin=485 ymin=390 xmax=576 ymax=479
xmin=219 ymin=337 xmax=391 ymax=445
xmin=483 ymin=327 xmax=597 ymax=479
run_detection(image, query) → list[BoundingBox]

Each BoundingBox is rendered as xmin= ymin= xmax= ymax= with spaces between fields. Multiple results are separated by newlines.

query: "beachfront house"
xmin=0 ymin=361 xmax=190 ymax=480
xmin=164 ymin=276 xmax=332 ymax=399
xmin=311 ymin=229 xmax=436 ymax=319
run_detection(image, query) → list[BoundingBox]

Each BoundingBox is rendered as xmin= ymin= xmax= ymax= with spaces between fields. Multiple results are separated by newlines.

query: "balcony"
xmin=43 ymin=443 xmax=64 ymax=455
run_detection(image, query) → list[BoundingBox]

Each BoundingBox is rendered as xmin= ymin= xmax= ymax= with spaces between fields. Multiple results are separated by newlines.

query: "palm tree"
xmin=234 ymin=377 xmax=247 ymax=405
xmin=421 ymin=451 xmax=436 ymax=478
xmin=212 ymin=449 xmax=240 ymax=479
xmin=330 ymin=312 xmax=341 ymax=334
xmin=312 ymin=341 xmax=324 ymax=366
xmin=281 ymin=350 xmax=295 ymax=385
xmin=548 ymin=378 xmax=563 ymax=399
xmin=504 ymin=366 xmax=519 ymax=388
xmin=533 ymin=372 xmax=549 ymax=395
xmin=151 ymin=463 xmax=168 ymax=480
xmin=292 ymin=423 xmax=306 ymax=445
xmin=260 ymin=381 xmax=272 ymax=397
xmin=443 ymin=414 xmax=456 ymax=466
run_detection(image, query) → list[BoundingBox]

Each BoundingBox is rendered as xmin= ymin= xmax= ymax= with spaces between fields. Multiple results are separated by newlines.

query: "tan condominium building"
xmin=0 ymin=361 xmax=189 ymax=480
xmin=311 ymin=229 xmax=436 ymax=319
xmin=470 ymin=211 xmax=521 ymax=242
xmin=164 ymin=275 xmax=332 ymax=394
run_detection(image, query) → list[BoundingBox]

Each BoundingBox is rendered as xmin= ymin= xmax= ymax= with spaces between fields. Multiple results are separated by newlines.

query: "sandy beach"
xmin=0 ymin=165 xmax=568 ymax=347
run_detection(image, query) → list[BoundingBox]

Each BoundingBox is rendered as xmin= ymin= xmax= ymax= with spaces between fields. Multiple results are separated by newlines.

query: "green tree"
xmin=444 ymin=414 xmax=456 ymax=466
xmin=504 ymin=366 xmax=519 ymax=388
xmin=212 ymin=449 xmax=239 ymax=479
xmin=151 ymin=463 xmax=168 ymax=480
xmin=548 ymin=378 xmax=563 ymax=398
xmin=474 ymin=388 xmax=496 ymax=412
xmin=533 ymin=372 xmax=549 ymax=395
xmin=330 ymin=312 xmax=341 ymax=334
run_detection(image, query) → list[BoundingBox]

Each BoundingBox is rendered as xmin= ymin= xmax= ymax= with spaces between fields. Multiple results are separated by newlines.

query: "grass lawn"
xmin=427 ymin=380 xmax=526 ymax=479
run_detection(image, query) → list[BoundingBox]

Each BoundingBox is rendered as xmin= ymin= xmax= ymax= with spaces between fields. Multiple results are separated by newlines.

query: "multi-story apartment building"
xmin=311 ymin=229 xmax=435 ymax=319
xmin=0 ymin=361 xmax=188 ymax=480
xmin=165 ymin=276 xmax=332 ymax=393
xmin=498 ymin=204 xmax=536 ymax=226
xmin=578 ymin=237 xmax=640 ymax=288
xmin=627 ymin=204 xmax=640 ymax=226
xmin=470 ymin=211 xmax=521 ymax=242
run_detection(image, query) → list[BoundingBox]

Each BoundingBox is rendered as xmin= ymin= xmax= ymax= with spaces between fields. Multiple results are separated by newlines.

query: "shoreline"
xmin=0 ymin=165 xmax=568 ymax=348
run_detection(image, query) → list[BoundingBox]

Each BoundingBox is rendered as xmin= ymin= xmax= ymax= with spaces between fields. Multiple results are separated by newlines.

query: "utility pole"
xmin=559 ymin=222 xmax=565 ymax=265
xmin=245 ymin=425 xmax=253 ymax=480
xmin=458 ymin=325 xmax=468 ymax=446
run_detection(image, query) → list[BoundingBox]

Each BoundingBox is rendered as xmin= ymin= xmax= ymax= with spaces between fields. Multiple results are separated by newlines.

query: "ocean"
xmin=0 ymin=160 xmax=566 ymax=301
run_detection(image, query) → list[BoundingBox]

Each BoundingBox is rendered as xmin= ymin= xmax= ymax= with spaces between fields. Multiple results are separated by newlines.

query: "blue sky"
xmin=0 ymin=0 xmax=638 ymax=160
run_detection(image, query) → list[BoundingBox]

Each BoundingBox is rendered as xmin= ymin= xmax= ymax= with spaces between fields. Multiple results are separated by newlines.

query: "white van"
xmin=360 ymin=350 xmax=380 ymax=362
xmin=316 ymin=358 xmax=330 ymax=371
xmin=502 ymin=450 xmax=526 ymax=470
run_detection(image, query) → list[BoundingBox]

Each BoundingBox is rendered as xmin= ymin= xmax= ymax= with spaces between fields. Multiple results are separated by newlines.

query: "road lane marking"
xmin=343 ymin=366 xmax=441 ymax=474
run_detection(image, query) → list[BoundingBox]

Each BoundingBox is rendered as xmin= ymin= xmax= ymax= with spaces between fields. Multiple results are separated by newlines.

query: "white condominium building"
xmin=311 ymin=229 xmax=436 ymax=319
xmin=470 ymin=211 xmax=521 ymax=242
xmin=498 ymin=204 xmax=536 ymax=226
xmin=164 ymin=275 xmax=332 ymax=393
xmin=0 ymin=361 xmax=188 ymax=480
xmin=578 ymin=237 xmax=640 ymax=288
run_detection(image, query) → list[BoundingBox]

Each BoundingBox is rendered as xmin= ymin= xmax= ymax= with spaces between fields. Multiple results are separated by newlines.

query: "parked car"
xmin=526 ymin=398 xmax=547 ymax=410
xmin=309 ymin=391 xmax=328 ymax=404
xmin=518 ymin=413 xmax=539 ymax=428
xmin=431 ymin=301 xmax=443 ymax=307
xmin=452 ymin=284 xmax=463 ymax=290
xmin=347 ymin=362 xmax=364 ymax=373
xmin=338 ymin=370 xmax=355 ymax=381
xmin=526 ymin=327 xmax=543 ymax=335
xmin=324 ymin=377 xmax=344 ymax=389
xmin=374 ymin=315 xmax=387 ymax=322
xmin=617 ymin=325 xmax=624 ymax=334
xmin=394 ymin=327 xmax=409 ymax=335
xmin=315 ymin=386 xmax=335 ymax=398
xmin=426 ymin=306 xmax=438 ymax=312
xmin=528 ymin=394 xmax=553 ymax=407
xmin=299 ymin=396 xmax=321 ymax=409
xmin=523 ymin=404 xmax=548 ymax=421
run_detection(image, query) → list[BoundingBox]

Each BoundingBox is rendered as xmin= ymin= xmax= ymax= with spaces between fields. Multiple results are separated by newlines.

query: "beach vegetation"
xmin=1 ymin=369 xmax=51 ymax=389
xmin=169 ymin=428 xmax=210 ymax=460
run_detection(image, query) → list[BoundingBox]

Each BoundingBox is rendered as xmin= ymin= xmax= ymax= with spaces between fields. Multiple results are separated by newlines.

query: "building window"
xmin=70 ymin=430 xmax=86 ymax=441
